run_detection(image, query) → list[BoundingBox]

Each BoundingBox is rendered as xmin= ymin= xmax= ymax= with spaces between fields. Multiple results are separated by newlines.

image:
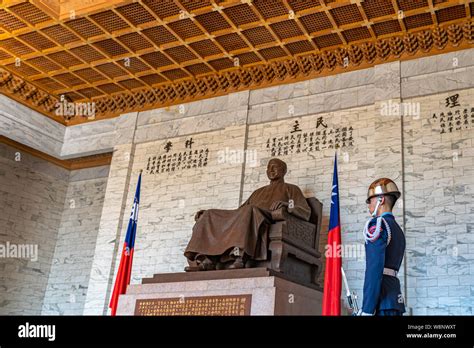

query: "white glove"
xmin=356 ymin=309 xmax=374 ymax=316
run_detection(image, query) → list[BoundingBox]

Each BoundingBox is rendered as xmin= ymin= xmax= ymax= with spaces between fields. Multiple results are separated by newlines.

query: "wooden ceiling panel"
xmin=164 ymin=46 xmax=198 ymax=63
xmin=397 ymin=0 xmax=428 ymax=12
xmin=342 ymin=27 xmax=372 ymax=43
xmin=41 ymin=25 xmax=81 ymax=45
xmin=121 ymin=57 xmax=151 ymax=74
xmin=215 ymin=32 xmax=249 ymax=52
xmin=299 ymin=12 xmax=333 ymax=34
xmin=361 ymin=0 xmax=395 ymax=19
xmin=223 ymin=3 xmax=260 ymax=27
xmin=189 ymin=39 xmax=222 ymax=58
xmin=142 ymin=26 xmax=178 ymax=46
xmin=73 ymin=67 xmax=107 ymax=83
xmin=287 ymin=0 xmax=321 ymax=13
xmin=8 ymin=2 xmax=52 ymax=25
xmin=285 ymin=40 xmax=314 ymax=55
xmin=47 ymin=51 xmax=83 ymax=68
xmin=5 ymin=62 xmax=40 ymax=76
xmin=242 ymin=26 xmax=275 ymax=46
xmin=195 ymin=11 xmax=232 ymax=34
xmin=115 ymin=2 xmax=155 ymax=26
xmin=138 ymin=73 xmax=166 ymax=86
xmin=167 ymin=19 xmax=204 ymax=40
xmin=436 ymin=4 xmax=466 ymax=23
xmin=65 ymin=18 xmax=105 ymax=39
xmin=184 ymin=62 xmax=212 ymax=76
xmin=330 ymin=4 xmax=363 ymax=26
xmin=95 ymin=62 xmax=128 ymax=78
xmin=1 ymin=37 xmax=34 ymax=55
xmin=26 ymin=56 xmax=61 ymax=73
xmin=92 ymin=39 xmax=129 ymax=58
xmin=234 ymin=51 xmax=261 ymax=65
xmin=89 ymin=10 xmax=129 ymax=33
xmin=270 ymin=20 xmax=304 ymax=40
xmin=258 ymin=46 xmax=287 ymax=60
xmin=404 ymin=13 xmax=433 ymax=29
xmin=34 ymin=77 xmax=66 ymax=92
xmin=160 ymin=68 xmax=189 ymax=81
xmin=313 ymin=33 xmax=342 ymax=48
xmin=253 ymin=0 xmax=289 ymax=19
xmin=140 ymin=51 xmax=173 ymax=69
xmin=208 ymin=57 xmax=234 ymax=71
xmin=69 ymin=45 xmax=106 ymax=63
xmin=0 ymin=49 xmax=12 ymax=61
xmin=0 ymin=9 xmax=28 ymax=31
xmin=117 ymin=32 xmax=154 ymax=52
xmin=372 ymin=19 xmax=402 ymax=37
xmin=0 ymin=0 xmax=471 ymax=125
xmin=141 ymin=0 xmax=181 ymax=20
xmin=17 ymin=31 xmax=57 ymax=51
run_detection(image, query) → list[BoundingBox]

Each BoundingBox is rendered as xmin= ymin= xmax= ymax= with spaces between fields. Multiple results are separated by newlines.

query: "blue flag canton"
xmin=328 ymin=156 xmax=340 ymax=231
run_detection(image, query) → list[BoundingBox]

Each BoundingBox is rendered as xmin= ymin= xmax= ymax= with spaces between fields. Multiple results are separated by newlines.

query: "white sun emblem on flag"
xmin=331 ymin=184 xmax=337 ymax=205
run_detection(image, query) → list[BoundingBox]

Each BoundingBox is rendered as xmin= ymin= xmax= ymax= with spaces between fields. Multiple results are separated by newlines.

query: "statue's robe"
xmin=184 ymin=181 xmax=311 ymax=262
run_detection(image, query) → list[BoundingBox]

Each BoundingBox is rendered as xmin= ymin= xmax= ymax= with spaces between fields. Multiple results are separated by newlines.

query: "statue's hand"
xmin=270 ymin=201 xmax=289 ymax=211
xmin=195 ymin=210 xmax=206 ymax=221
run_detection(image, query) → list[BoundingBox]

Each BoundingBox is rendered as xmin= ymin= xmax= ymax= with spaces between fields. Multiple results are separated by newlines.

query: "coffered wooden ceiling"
xmin=0 ymin=0 xmax=473 ymax=125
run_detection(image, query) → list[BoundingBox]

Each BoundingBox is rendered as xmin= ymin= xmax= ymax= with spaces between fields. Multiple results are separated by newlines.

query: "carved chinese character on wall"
xmin=432 ymin=94 xmax=474 ymax=134
xmin=266 ymin=117 xmax=354 ymax=157
xmin=144 ymin=138 xmax=209 ymax=175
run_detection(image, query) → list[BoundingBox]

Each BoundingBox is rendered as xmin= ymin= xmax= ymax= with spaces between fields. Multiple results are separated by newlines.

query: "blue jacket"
xmin=362 ymin=212 xmax=406 ymax=314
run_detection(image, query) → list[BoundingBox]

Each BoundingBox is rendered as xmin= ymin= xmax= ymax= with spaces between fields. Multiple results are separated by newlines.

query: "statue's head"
xmin=266 ymin=158 xmax=287 ymax=181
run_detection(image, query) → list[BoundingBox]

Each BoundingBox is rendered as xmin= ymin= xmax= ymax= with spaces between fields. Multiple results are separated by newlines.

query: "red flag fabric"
xmin=322 ymin=154 xmax=342 ymax=315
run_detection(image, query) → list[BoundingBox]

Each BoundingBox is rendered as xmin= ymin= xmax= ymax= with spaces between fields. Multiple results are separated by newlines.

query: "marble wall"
xmin=41 ymin=166 xmax=109 ymax=315
xmin=403 ymin=89 xmax=474 ymax=315
xmin=0 ymin=141 xmax=109 ymax=315
xmin=0 ymin=142 xmax=68 ymax=314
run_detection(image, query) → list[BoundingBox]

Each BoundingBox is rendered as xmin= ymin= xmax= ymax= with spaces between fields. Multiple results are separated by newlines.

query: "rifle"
xmin=341 ymin=266 xmax=359 ymax=315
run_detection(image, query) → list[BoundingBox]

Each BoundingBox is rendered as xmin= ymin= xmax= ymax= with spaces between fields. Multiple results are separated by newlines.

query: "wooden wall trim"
xmin=0 ymin=135 xmax=112 ymax=170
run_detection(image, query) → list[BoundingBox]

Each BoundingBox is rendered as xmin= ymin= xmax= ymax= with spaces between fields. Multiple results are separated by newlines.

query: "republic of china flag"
xmin=109 ymin=171 xmax=141 ymax=316
xmin=322 ymin=154 xmax=342 ymax=315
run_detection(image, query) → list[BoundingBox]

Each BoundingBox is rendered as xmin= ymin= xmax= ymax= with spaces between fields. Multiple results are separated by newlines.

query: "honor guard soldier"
xmin=358 ymin=178 xmax=406 ymax=316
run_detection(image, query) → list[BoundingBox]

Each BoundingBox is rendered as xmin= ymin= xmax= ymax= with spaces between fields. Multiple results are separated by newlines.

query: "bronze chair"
xmin=255 ymin=197 xmax=323 ymax=287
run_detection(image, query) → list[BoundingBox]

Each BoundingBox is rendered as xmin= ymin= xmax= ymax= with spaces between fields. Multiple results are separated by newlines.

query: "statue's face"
xmin=267 ymin=160 xmax=285 ymax=180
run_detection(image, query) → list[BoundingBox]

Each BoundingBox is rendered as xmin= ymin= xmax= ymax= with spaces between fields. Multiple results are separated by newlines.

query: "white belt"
xmin=383 ymin=268 xmax=398 ymax=277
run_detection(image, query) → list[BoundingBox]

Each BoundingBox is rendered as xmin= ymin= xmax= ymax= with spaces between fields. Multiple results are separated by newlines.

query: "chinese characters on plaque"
xmin=266 ymin=117 xmax=354 ymax=157
xmin=432 ymin=94 xmax=474 ymax=134
xmin=134 ymin=295 xmax=251 ymax=316
xmin=145 ymin=137 xmax=209 ymax=175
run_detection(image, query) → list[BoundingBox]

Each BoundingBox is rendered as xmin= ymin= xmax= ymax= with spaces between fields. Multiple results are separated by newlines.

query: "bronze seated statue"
xmin=184 ymin=158 xmax=323 ymax=286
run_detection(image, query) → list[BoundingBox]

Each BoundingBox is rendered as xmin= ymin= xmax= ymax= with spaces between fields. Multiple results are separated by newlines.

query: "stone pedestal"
xmin=116 ymin=268 xmax=323 ymax=315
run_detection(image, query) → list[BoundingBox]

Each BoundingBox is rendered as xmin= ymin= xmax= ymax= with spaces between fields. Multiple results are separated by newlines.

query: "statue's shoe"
xmin=184 ymin=262 xmax=215 ymax=272
xmin=227 ymin=258 xmax=244 ymax=269
xmin=184 ymin=265 xmax=201 ymax=272
xmin=201 ymin=261 xmax=216 ymax=271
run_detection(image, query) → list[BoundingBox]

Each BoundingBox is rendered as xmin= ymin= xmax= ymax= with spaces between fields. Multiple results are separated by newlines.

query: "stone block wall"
xmin=0 ymin=142 xmax=68 ymax=314
xmin=41 ymin=166 xmax=109 ymax=315
xmin=402 ymin=89 xmax=474 ymax=315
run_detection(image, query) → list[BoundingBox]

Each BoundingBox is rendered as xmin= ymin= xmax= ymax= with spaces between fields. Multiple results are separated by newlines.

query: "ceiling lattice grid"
xmin=0 ymin=0 xmax=472 ymax=123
